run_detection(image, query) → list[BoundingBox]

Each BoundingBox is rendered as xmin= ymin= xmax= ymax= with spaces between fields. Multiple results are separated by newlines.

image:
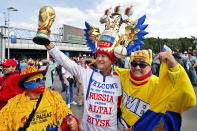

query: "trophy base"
xmin=33 ymin=36 xmax=50 ymax=45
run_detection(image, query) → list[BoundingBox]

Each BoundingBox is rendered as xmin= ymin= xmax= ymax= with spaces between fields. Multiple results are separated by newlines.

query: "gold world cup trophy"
xmin=33 ymin=6 xmax=56 ymax=45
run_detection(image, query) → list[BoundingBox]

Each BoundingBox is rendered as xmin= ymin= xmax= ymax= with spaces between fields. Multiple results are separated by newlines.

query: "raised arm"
xmin=152 ymin=51 xmax=196 ymax=113
xmin=158 ymin=50 xmax=177 ymax=68
xmin=45 ymin=43 xmax=85 ymax=80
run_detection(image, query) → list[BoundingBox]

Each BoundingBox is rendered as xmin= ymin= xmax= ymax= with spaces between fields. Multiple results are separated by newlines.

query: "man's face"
xmin=96 ymin=53 xmax=113 ymax=72
xmin=130 ymin=61 xmax=151 ymax=77
xmin=2 ymin=65 xmax=16 ymax=75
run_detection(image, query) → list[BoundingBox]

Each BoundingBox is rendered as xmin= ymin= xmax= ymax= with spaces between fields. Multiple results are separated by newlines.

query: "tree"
xmin=141 ymin=37 xmax=195 ymax=53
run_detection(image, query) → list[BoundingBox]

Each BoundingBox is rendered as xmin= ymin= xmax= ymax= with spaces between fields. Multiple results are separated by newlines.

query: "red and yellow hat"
xmin=12 ymin=66 xmax=48 ymax=89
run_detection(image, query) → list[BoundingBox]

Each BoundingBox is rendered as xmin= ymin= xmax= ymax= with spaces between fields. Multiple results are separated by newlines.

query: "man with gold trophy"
xmin=33 ymin=6 xmax=56 ymax=45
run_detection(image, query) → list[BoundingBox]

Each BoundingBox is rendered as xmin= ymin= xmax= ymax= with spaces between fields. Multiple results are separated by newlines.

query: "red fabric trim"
xmin=130 ymin=70 xmax=151 ymax=81
xmin=89 ymin=67 xmax=94 ymax=70
xmin=113 ymin=72 xmax=118 ymax=75
xmin=60 ymin=115 xmax=80 ymax=131
xmin=95 ymin=49 xmax=117 ymax=62
xmin=130 ymin=79 xmax=148 ymax=86
xmin=98 ymin=40 xmax=113 ymax=47
xmin=21 ymin=115 xmax=27 ymax=123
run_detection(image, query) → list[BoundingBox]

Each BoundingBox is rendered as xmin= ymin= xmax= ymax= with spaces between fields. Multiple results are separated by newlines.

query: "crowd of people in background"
xmin=152 ymin=50 xmax=197 ymax=86
xmin=119 ymin=49 xmax=197 ymax=87
xmin=0 ymin=48 xmax=196 ymax=130
xmin=0 ymin=49 xmax=196 ymax=110
xmin=0 ymin=55 xmax=97 ymax=110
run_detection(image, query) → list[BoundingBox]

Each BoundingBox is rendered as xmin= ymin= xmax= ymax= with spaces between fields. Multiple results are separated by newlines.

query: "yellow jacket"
xmin=0 ymin=89 xmax=72 ymax=131
xmin=115 ymin=63 xmax=196 ymax=130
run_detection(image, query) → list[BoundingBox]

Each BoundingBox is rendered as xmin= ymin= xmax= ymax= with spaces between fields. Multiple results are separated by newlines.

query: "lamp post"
xmin=7 ymin=7 xmax=18 ymax=59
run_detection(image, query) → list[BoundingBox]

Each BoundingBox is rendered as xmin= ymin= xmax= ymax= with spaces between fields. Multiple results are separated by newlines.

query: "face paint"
xmin=24 ymin=82 xmax=40 ymax=89
xmin=26 ymin=84 xmax=45 ymax=93
xmin=23 ymin=80 xmax=45 ymax=93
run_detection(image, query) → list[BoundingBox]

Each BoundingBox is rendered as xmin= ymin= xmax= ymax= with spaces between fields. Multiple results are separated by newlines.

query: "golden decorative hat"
xmin=84 ymin=5 xmax=148 ymax=62
xmin=130 ymin=49 xmax=153 ymax=65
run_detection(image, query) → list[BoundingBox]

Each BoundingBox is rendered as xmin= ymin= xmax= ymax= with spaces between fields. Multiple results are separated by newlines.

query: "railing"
xmin=0 ymin=26 xmax=90 ymax=51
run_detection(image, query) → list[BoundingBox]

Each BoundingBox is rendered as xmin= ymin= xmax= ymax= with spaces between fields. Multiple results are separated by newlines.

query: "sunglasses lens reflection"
xmin=32 ymin=77 xmax=46 ymax=83
xmin=131 ymin=62 xmax=148 ymax=68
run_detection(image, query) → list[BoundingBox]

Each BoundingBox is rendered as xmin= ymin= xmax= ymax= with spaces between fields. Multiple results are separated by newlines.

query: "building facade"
xmin=0 ymin=26 xmax=90 ymax=60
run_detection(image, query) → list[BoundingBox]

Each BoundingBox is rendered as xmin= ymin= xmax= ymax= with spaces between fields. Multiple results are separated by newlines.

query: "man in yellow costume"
xmin=115 ymin=49 xmax=196 ymax=131
xmin=0 ymin=66 xmax=79 ymax=131
xmin=82 ymin=5 xmax=196 ymax=130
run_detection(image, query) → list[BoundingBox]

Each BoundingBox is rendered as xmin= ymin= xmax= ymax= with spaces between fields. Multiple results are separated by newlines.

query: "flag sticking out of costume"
xmin=161 ymin=44 xmax=172 ymax=52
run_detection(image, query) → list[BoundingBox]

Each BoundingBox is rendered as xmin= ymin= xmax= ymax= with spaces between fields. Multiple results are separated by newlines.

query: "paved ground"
xmin=53 ymin=75 xmax=197 ymax=131
xmin=53 ymin=76 xmax=84 ymax=121
xmin=181 ymin=87 xmax=197 ymax=131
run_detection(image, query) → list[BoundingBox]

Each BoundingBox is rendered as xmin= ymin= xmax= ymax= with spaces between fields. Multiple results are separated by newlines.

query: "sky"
xmin=0 ymin=0 xmax=197 ymax=39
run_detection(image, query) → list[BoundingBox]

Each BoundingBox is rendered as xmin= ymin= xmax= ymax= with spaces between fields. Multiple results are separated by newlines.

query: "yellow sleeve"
xmin=167 ymin=64 xmax=181 ymax=86
xmin=0 ymin=104 xmax=12 ymax=130
xmin=114 ymin=66 xmax=121 ymax=76
xmin=167 ymin=64 xmax=196 ymax=113
xmin=0 ymin=94 xmax=23 ymax=130
xmin=114 ymin=66 xmax=130 ymax=77
xmin=47 ymin=90 xmax=73 ymax=125
xmin=150 ymin=63 xmax=196 ymax=113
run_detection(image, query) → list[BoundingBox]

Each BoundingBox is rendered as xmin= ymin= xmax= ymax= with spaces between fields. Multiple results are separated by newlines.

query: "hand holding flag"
xmin=159 ymin=45 xmax=177 ymax=68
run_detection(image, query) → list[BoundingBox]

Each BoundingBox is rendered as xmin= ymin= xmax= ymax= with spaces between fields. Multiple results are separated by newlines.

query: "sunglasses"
xmin=130 ymin=62 xmax=149 ymax=69
xmin=29 ymin=77 xmax=46 ymax=83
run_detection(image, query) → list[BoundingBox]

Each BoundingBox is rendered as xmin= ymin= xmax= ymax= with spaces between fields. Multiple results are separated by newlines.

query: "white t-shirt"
xmin=81 ymin=69 xmax=122 ymax=131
